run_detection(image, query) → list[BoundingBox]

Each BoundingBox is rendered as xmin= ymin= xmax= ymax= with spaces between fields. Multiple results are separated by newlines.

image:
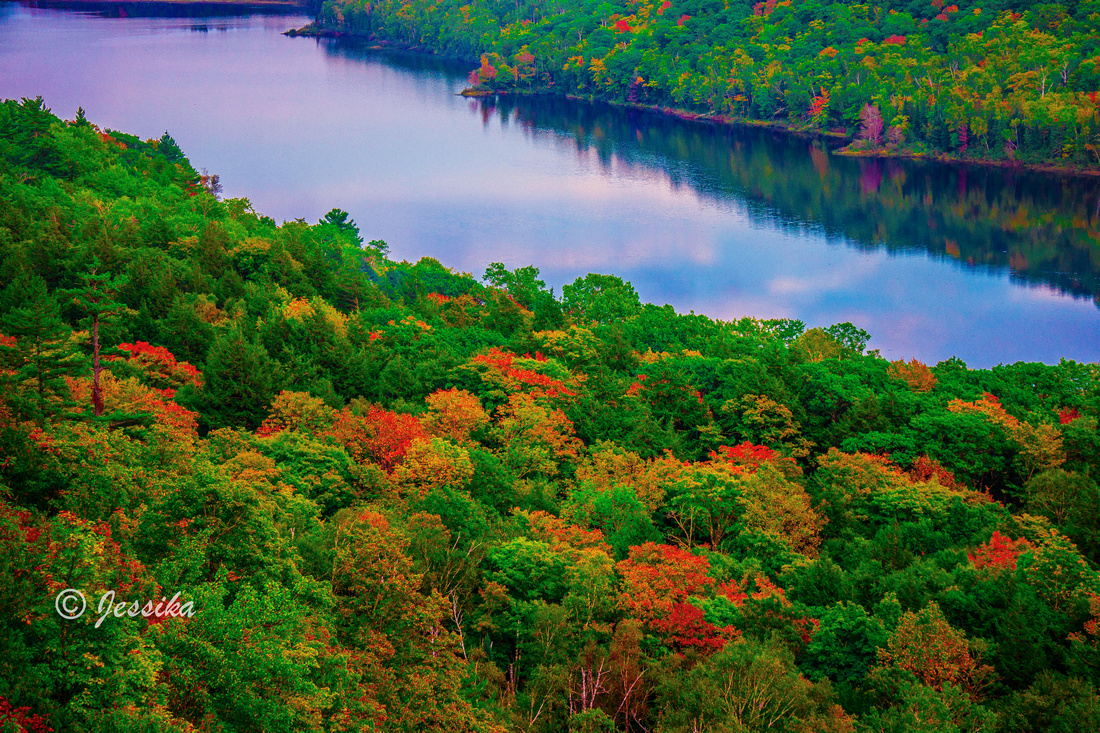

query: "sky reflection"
xmin=1 ymin=2 xmax=1097 ymax=367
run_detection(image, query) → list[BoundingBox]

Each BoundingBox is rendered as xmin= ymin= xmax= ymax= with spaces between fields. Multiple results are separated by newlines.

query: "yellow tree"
xmin=420 ymin=388 xmax=489 ymax=445
xmin=876 ymin=602 xmax=995 ymax=697
xmin=496 ymin=392 xmax=582 ymax=479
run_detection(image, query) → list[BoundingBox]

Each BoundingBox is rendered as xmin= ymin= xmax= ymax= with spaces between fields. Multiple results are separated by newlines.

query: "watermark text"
xmin=54 ymin=589 xmax=196 ymax=627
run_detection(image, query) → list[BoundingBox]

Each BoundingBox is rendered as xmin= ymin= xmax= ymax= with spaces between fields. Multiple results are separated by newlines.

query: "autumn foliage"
xmin=257 ymin=390 xmax=336 ymax=436
xmin=115 ymin=341 xmax=202 ymax=388
xmin=617 ymin=543 xmax=737 ymax=651
xmin=420 ymin=387 xmax=489 ymax=444
xmin=877 ymin=602 xmax=994 ymax=696
xmin=617 ymin=542 xmax=714 ymax=622
xmin=2 ymin=101 xmax=1098 ymax=733
xmin=907 ymin=455 xmax=958 ymax=488
xmin=0 ymin=697 xmax=52 ymax=733
xmin=888 ymin=358 xmax=936 ymax=392
xmin=969 ymin=530 xmax=1034 ymax=571
xmin=468 ymin=347 xmax=579 ymax=400
xmin=329 ymin=404 xmax=429 ymax=470
xmin=649 ymin=602 xmax=735 ymax=651
xmin=575 ymin=442 xmax=684 ymax=511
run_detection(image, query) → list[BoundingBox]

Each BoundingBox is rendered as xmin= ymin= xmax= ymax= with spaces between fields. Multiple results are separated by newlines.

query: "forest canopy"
xmin=300 ymin=0 xmax=1100 ymax=169
xmin=0 ymin=97 xmax=1099 ymax=732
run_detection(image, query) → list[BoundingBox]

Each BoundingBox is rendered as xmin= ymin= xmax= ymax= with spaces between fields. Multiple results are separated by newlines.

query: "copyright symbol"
xmin=55 ymin=589 xmax=86 ymax=620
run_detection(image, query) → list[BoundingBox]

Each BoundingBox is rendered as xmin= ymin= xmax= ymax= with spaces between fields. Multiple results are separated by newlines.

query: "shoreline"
xmin=831 ymin=145 xmax=1100 ymax=179
xmin=287 ymin=24 xmax=1100 ymax=180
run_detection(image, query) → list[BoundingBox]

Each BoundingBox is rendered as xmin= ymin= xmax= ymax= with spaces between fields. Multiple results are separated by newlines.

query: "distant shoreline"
xmin=288 ymin=24 xmax=1100 ymax=180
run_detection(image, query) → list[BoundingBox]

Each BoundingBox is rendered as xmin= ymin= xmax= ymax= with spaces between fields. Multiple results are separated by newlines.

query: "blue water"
xmin=1 ymin=1 xmax=1097 ymax=366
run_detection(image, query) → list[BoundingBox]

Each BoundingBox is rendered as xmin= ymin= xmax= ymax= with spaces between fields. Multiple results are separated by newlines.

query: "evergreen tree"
xmin=200 ymin=326 xmax=279 ymax=430
xmin=157 ymin=131 xmax=185 ymax=164
xmin=61 ymin=257 xmax=129 ymax=417
xmin=930 ymin=109 xmax=951 ymax=152
xmin=0 ymin=276 xmax=84 ymax=425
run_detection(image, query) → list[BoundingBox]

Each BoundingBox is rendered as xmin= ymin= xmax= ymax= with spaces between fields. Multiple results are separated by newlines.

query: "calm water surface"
xmin=2 ymin=1 xmax=1099 ymax=367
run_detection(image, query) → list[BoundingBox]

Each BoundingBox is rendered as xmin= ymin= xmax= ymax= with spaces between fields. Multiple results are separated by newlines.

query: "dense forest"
xmin=1 ymin=97 xmax=1100 ymax=732
xmin=296 ymin=0 xmax=1100 ymax=170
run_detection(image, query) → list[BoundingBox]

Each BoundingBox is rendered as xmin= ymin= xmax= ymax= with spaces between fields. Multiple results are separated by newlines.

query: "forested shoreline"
xmin=452 ymin=93 xmax=1100 ymax=306
xmin=292 ymin=0 xmax=1100 ymax=173
xmin=1 ymin=97 xmax=1100 ymax=732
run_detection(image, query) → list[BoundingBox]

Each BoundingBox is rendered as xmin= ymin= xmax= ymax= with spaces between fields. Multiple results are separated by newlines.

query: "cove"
xmin=1 ymin=1 xmax=1097 ymax=367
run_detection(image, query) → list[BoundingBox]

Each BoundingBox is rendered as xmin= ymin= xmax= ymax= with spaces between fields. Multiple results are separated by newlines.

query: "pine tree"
xmin=200 ymin=326 xmax=279 ymax=430
xmin=157 ymin=131 xmax=185 ymax=164
xmin=930 ymin=109 xmax=950 ymax=152
xmin=909 ymin=103 xmax=927 ymax=142
xmin=0 ymin=276 xmax=84 ymax=425
xmin=61 ymin=257 xmax=129 ymax=417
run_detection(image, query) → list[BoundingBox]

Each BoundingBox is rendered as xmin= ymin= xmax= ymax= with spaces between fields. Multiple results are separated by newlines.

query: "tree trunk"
xmin=92 ymin=313 xmax=104 ymax=417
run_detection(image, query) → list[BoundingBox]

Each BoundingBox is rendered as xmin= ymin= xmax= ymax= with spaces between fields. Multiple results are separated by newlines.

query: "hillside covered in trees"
xmin=1 ymin=97 xmax=1100 ymax=732
xmin=297 ymin=0 xmax=1100 ymax=170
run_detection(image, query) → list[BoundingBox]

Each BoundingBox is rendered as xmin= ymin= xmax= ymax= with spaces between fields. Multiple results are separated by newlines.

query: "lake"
xmin=2 ymin=1 xmax=1098 ymax=367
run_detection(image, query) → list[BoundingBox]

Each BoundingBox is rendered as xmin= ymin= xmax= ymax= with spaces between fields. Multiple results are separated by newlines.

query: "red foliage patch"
xmin=650 ymin=602 xmax=736 ymax=651
xmin=1059 ymin=407 xmax=1081 ymax=425
xmin=329 ymin=406 xmax=429 ymax=471
xmin=969 ymin=531 xmax=1033 ymax=571
xmin=808 ymin=89 xmax=831 ymax=119
xmin=116 ymin=341 xmax=203 ymax=388
xmin=471 ymin=347 xmax=577 ymax=398
xmin=472 ymin=347 xmax=514 ymax=371
xmin=618 ymin=542 xmax=714 ymax=620
xmin=358 ymin=508 xmax=391 ymax=531
xmin=0 ymin=696 xmax=52 ymax=733
xmin=710 ymin=441 xmax=777 ymax=473
xmin=908 ymin=455 xmax=959 ymax=489
xmin=145 ymin=592 xmax=194 ymax=628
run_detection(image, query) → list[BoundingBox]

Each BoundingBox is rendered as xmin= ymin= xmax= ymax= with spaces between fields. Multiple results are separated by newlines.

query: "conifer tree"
xmin=62 ymin=257 xmax=128 ymax=417
xmin=200 ymin=326 xmax=278 ymax=429
xmin=0 ymin=276 xmax=84 ymax=425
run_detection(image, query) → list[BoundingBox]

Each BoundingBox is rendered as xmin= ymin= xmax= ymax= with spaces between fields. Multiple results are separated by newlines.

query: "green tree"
xmin=61 ymin=257 xmax=129 ymax=417
xmin=0 ymin=275 xmax=84 ymax=425
xmin=802 ymin=601 xmax=888 ymax=685
xmin=562 ymin=273 xmax=641 ymax=325
xmin=653 ymin=639 xmax=851 ymax=732
xmin=198 ymin=327 xmax=279 ymax=430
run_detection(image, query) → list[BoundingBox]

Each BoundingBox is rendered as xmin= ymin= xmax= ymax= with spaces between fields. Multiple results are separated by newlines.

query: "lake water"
xmin=2 ymin=1 xmax=1098 ymax=367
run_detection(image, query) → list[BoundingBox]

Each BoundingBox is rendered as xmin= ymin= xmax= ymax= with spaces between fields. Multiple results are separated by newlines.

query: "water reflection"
xmin=1 ymin=7 xmax=1097 ymax=365
xmin=467 ymin=94 xmax=1100 ymax=306
xmin=18 ymin=1 xmax=305 ymax=18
